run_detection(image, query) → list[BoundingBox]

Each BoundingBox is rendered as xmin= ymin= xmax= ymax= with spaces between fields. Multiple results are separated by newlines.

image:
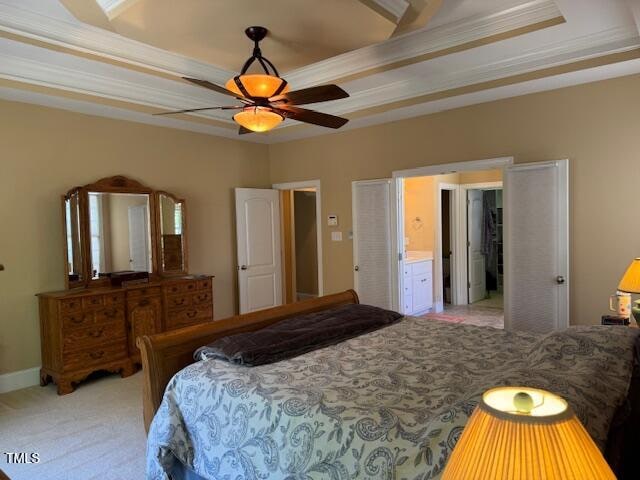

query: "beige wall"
xmin=0 ymin=100 xmax=270 ymax=374
xmin=404 ymin=176 xmax=435 ymax=252
xmin=270 ymin=74 xmax=640 ymax=326
xmin=293 ymin=191 xmax=319 ymax=295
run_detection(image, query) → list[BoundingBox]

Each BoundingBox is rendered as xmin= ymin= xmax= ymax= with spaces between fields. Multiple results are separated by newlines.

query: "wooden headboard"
xmin=137 ymin=289 xmax=360 ymax=431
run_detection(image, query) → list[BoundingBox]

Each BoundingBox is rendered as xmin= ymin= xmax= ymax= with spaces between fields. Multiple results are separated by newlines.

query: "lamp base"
xmin=632 ymin=300 xmax=640 ymax=326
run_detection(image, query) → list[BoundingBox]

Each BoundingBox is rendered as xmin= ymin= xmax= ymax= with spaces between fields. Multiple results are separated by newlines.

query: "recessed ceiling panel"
xmin=109 ymin=0 xmax=396 ymax=72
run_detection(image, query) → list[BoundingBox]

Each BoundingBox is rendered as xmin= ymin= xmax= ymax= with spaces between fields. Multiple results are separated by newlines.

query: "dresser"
xmin=38 ymin=276 xmax=214 ymax=394
xmin=402 ymin=253 xmax=434 ymax=315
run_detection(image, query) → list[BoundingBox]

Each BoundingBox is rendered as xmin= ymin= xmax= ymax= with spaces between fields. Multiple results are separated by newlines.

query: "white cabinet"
xmin=403 ymin=259 xmax=433 ymax=315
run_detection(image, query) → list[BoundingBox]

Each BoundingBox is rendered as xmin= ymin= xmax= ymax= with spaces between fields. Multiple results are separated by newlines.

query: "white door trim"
xmin=392 ymin=157 xmax=514 ymax=179
xmin=272 ymin=180 xmax=323 ymax=297
xmin=434 ymin=183 xmax=459 ymax=312
xmin=503 ymin=160 xmax=569 ymax=330
xmin=393 ymin=157 xmax=513 ymax=312
xmin=458 ymin=181 xmax=503 ymax=305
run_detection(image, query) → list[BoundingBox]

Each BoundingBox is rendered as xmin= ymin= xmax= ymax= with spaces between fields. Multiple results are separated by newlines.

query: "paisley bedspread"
xmin=146 ymin=318 xmax=639 ymax=480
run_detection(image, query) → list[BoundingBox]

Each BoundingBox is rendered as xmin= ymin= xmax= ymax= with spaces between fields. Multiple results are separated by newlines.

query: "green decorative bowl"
xmin=633 ymin=300 xmax=640 ymax=326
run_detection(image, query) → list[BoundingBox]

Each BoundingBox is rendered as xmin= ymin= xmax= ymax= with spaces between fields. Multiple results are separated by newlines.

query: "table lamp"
xmin=618 ymin=257 xmax=640 ymax=325
xmin=442 ymin=386 xmax=615 ymax=480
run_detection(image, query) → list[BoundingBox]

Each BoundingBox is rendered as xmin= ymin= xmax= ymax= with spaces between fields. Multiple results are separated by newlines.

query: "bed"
xmin=139 ymin=290 xmax=640 ymax=480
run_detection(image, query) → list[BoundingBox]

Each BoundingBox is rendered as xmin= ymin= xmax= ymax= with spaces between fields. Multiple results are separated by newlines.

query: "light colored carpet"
xmin=472 ymin=292 xmax=503 ymax=309
xmin=421 ymin=312 xmax=465 ymax=324
xmin=0 ymin=372 xmax=146 ymax=480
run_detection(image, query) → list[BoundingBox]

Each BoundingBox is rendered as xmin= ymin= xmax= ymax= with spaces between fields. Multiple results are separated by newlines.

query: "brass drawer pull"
xmin=187 ymin=284 xmax=195 ymax=290
xmin=104 ymin=309 xmax=118 ymax=318
xmin=197 ymin=294 xmax=208 ymax=301
xmin=88 ymin=328 xmax=104 ymax=338
xmin=138 ymin=299 xmax=150 ymax=307
xmin=71 ymin=315 xmax=87 ymax=324
xmin=173 ymin=298 xmax=186 ymax=306
xmin=186 ymin=310 xmax=197 ymax=318
xmin=89 ymin=350 xmax=104 ymax=360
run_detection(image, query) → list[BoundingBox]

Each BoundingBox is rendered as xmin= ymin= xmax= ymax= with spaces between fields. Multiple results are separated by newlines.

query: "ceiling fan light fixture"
xmin=225 ymin=74 xmax=289 ymax=99
xmin=233 ymin=106 xmax=283 ymax=132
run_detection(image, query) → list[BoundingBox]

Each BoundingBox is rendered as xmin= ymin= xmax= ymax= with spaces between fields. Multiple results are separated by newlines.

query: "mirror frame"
xmin=61 ymin=175 xmax=188 ymax=288
xmin=155 ymin=191 xmax=189 ymax=276
xmin=62 ymin=187 xmax=87 ymax=289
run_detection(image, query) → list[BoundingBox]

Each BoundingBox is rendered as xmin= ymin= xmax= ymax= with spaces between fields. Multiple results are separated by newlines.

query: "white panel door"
xmin=504 ymin=160 xmax=569 ymax=332
xmin=467 ymin=189 xmax=486 ymax=303
xmin=235 ymin=188 xmax=282 ymax=314
xmin=352 ymin=179 xmax=394 ymax=310
xmin=128 ymin=204 xmax=150 ymax=271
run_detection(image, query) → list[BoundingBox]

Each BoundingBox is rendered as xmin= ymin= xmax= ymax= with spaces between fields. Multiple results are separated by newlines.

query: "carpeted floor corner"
xmin=0 ymin=372 xmax=146 ymax=480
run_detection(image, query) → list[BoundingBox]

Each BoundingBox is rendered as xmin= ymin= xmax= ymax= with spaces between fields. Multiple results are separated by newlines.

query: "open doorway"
xmin=397 ymin=169 xmax=504 ymax=328
xmin=273 ymin=180 xmax=323 ymax=304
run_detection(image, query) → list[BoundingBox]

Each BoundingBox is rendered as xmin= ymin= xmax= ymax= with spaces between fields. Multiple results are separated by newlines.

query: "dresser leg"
xmin=120 ymin=361 xmax=136 ymax=378
xmin=39 ymin=370 xmax=51 ymax=387
xmin=56 ymin=379 xmax=75 ymax=395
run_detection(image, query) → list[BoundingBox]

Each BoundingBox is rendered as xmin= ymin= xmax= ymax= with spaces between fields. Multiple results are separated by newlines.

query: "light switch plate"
xmin=331 ymin=231 xmax=343 ymax=241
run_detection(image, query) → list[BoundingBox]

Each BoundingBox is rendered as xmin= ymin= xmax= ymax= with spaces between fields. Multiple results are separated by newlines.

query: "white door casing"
xmin=353 ymin=179 xmax=395 ymax=310
xmin=235 ymin=188 xmax=283 ymax=314
xmin=504 ymin=160 xmax=569 ymax=332
xmin=467 ymin=189 xmax=487 ymax=303
xmin=128 ymin=204 xmax=150 ymax=271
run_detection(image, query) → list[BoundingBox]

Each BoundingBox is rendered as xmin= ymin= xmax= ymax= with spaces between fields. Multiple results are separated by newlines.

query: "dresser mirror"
xmin=61 ymin=176 xmax=188 ymax=287
xmin=63 ymin=189 xmax=84 ymax=288
xmin=87 ymin=192 xmax=153 ymax=279
xmin=157 ymin=192 xmax=188 ymax=275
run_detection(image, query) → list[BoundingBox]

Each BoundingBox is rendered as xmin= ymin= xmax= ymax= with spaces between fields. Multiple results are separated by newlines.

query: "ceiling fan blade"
xmin=153 ymin=106 xmax=242 ymax=116
xmin=238 ymin=126 xmax=253 ymax=135
xmin=183 ymin=77 xmax=252 ymax=102
xmin=269 ymin=84 xmax=349 ymax=105
xmin=275 ymin=105 xmax=349 ymax=129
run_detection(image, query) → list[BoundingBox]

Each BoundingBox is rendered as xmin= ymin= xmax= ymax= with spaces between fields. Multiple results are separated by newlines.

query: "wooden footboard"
xmin=137 ymin=289 xmax=360 ymax=431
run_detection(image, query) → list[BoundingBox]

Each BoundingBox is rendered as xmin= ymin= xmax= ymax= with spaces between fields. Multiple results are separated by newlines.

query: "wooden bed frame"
xmin=137 ymin=289 xmax=359 ymax=431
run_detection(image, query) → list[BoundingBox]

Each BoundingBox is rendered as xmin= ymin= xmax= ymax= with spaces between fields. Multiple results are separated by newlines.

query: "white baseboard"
xmin=0 ymin=367 xmax=40 ymax=394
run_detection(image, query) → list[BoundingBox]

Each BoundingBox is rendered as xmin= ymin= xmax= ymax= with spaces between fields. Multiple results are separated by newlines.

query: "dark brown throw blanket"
xmin=194 ymin=303 xmax=402 ymax=366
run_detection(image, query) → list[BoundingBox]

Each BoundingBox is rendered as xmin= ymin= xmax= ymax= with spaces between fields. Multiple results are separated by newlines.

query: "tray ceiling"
xmin=0 ymin=0 xmax=639 ymax=144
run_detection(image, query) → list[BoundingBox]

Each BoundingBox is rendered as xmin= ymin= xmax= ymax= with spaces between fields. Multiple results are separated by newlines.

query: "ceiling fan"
xmin=155 ymin=26 xmax=350 ymax=134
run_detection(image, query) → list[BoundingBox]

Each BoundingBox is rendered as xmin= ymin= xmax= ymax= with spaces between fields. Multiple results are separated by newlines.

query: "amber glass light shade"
xmin=618 ymin=258 xmax=640 ymax=293
xmin=225 ymin=74 xmax=289 ymax=98
xmin=442 ymin=387 xmax=616 ymax=480
xmin=233 ymin=107 xmax=283 ymax=132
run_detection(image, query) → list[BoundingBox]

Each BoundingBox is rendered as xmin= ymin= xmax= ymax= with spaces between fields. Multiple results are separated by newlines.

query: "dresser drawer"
xmin=62 ymin=341 xmax=127 ymax=372
xmin=165 ymin=281 xmax=199 ymax=295
xmin=60 ymin=297 xmax=83 ymax=313
xmin=197 ymin=278 xmax=212 ymax=291
xmin=166 ymin=294 xmax=192 ymax=310
xmin=82 ymin=295 xmax=104 ymax=309
xmin=192 ymin=290 xmax=212 ymax=305
xmin=62 ymin=306 xmax=124 ymax=330
xmin=127 ymin=286 xmax=161 ymax=299
xmin=62 ymin=321 xmax=126 ymax=353
xmin=167 ymin=305 xmax=213 ymax=330
xmin=104 ymin=292 xmax=125 ymax=305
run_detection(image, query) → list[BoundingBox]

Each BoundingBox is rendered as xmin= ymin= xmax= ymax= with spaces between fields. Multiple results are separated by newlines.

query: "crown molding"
xmin=0 ymin=1 xmax=233 ymax=84
xmin=315 ymin=24 xmax=640 ymax=116
xmin=0 ymin=41 xmax=236 ymax=124
xmin=285 ymin=0 xmax=564 ymax=88
xmin=359 ymin=0 xmax=410 ymax=23
xmin=96 ymin=0 xmax=141 ymax=20
xmin=0 ymin=0 xmax=560 ymax=91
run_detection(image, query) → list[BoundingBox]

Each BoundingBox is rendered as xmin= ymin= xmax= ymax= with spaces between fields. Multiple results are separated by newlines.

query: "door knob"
xmin=354 ymin=266 xmax=359 ymax=271
xmin=239 ymin=265 xmax=248 ymax=270
xmin=556 ymin=275 xmax=565 ymax=284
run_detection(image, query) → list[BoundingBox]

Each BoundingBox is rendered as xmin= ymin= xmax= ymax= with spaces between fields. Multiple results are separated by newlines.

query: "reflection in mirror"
xmin=64 ymin=192 xmax=83 ymax=284
xmin=159 ymin=193 xmax=185 ymax=272
xmin=88 ymin=192 xmax=152 ymax=279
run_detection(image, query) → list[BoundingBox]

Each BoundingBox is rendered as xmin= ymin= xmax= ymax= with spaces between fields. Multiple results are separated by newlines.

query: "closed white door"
xmin=467 ymin=189 xmax=486 ymax=303
xmin=352 ymin=179 xmax=394 ymax=309
xmin=504 ymin=160 xmax=569 ymax=332
xmin=235 ymin=188 xmax=282 ymax=314
xmin=128 ymin=204 xmax=150 ymax=271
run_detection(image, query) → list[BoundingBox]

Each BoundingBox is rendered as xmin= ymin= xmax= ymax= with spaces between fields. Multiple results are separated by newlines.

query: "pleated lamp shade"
xmin=442 ymin=387 xmax=616 ymax=480
xmin=618 ymin=258 xmax=640 ymax=293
